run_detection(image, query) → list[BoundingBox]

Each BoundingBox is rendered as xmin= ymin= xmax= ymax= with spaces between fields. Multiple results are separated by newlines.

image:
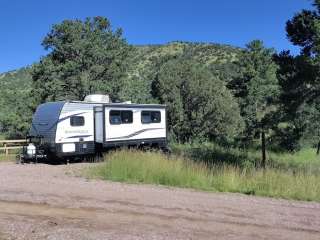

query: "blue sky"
xmin=0 ymin=0 xmax=313 ymax=73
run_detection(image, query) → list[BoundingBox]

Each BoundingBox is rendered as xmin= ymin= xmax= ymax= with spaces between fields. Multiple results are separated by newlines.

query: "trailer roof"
xmin=69 ymin=101 xmax=166 ymax=108
xmin=103 ymin=103 xmax=166 ymax=109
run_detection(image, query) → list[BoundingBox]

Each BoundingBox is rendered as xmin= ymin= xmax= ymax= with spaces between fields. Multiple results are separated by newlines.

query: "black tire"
xmin=161 ymin=146 xmax=172 ymax=155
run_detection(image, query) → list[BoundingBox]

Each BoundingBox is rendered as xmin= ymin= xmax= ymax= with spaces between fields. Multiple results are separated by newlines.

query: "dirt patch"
xmin=0 ymin=233 xmax=11 ymax=240
xmin=0 ymin=162 xmax=319 ymax=239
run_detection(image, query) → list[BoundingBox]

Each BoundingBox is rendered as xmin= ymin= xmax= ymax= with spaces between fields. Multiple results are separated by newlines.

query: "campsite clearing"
xmin=0 ymin=162 xmax=319 ymax=240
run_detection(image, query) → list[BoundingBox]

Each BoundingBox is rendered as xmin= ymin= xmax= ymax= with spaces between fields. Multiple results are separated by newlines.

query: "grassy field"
xmin=172 ymin=143 xmax=320 ymax=174
xmin=0 ymin=154 xmax=16 ymax=162
xmin=87 ymin=149 xmax=320 ymax=202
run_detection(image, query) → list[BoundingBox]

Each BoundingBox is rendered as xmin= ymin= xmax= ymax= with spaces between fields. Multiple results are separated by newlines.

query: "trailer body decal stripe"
xmin=65 ymin=135 xmax=93 ymax=139
xmin=107 ymin=128 xmax=164 ymax=140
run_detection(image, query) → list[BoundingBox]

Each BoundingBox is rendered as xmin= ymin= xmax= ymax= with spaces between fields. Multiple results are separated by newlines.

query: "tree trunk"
xmin=261 ymin=131 xmax=266 ymax=169
xmin=317 ymin=140 xmax=320 ymax=155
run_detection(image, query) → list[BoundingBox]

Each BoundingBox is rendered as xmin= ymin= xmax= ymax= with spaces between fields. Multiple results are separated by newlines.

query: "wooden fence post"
xmin=261 ymin=131 xmax=266 ymax=169
xmin=4 ymin=143 xmax=8 ymax=156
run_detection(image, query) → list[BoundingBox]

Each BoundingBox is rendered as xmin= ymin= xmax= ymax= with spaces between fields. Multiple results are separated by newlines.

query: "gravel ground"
xmin=0 ymin=162 xmax=319 ymax=240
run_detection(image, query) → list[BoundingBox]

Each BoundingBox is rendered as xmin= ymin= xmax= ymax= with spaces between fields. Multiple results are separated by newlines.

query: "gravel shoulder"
xmin=0 ymin=162 xmax=319 ymax=240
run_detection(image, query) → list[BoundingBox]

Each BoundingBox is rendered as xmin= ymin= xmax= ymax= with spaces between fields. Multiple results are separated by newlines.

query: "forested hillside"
xmin=122 ymin=42 xmax=241 ymax=103
xmin=0 ymin=68 xmax=32 ymax=137
xmin=0 ymin=41 xmax=241 ymax=138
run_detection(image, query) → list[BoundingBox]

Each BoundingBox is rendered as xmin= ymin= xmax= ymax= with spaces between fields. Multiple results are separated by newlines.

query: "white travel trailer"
xmin=21 ymin=95 xmax=167 ymax=162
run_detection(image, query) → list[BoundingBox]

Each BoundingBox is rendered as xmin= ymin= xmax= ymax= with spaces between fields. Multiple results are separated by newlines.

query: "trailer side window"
xmin=110 ymin=110 xmax=133 ymax=124
xmin=141 ymin=111 xmax=161 ymax=123
xmin=70 ymin=116 xmax=85 ymax=126
xmin=121 ymin=111 xmax=133 ymax=124
xmin=110 ymin=110 xmax=121 ymax=124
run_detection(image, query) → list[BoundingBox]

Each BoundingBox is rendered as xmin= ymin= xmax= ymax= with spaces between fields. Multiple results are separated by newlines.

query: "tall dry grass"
xmin=87 ymin=149 xmax=320 ymax=202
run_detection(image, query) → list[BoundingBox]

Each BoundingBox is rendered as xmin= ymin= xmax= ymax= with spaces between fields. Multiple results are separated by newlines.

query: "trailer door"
xmin=94 ymin=107 xmax=104 ymax=143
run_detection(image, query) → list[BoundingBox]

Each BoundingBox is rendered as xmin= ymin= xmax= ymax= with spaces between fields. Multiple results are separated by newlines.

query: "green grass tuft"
xmin=88 ymin=150 xmax=212 ymax=190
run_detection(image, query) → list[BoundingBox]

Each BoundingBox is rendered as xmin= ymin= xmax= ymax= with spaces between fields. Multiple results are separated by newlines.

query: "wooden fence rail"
xmin=0 ymin=140 xmax=27 ymax=155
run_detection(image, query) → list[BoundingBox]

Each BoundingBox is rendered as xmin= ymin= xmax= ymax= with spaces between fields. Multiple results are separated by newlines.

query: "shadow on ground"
xmin=19 ymin=155 xmax=103 ymax=165
xmin=172 ymin=145 xmax=261 ymax=167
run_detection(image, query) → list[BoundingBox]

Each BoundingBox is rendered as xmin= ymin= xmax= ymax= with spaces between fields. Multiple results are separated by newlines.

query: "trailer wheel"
xmin=161 ymin=146 xmax=172 ymax=155
xmin=95 ymin=153 xmax=104 ymax=162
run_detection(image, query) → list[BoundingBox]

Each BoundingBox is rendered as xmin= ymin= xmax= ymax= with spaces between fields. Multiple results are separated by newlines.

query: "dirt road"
xmin=0 ymin=162 xmax=319 ymax=240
